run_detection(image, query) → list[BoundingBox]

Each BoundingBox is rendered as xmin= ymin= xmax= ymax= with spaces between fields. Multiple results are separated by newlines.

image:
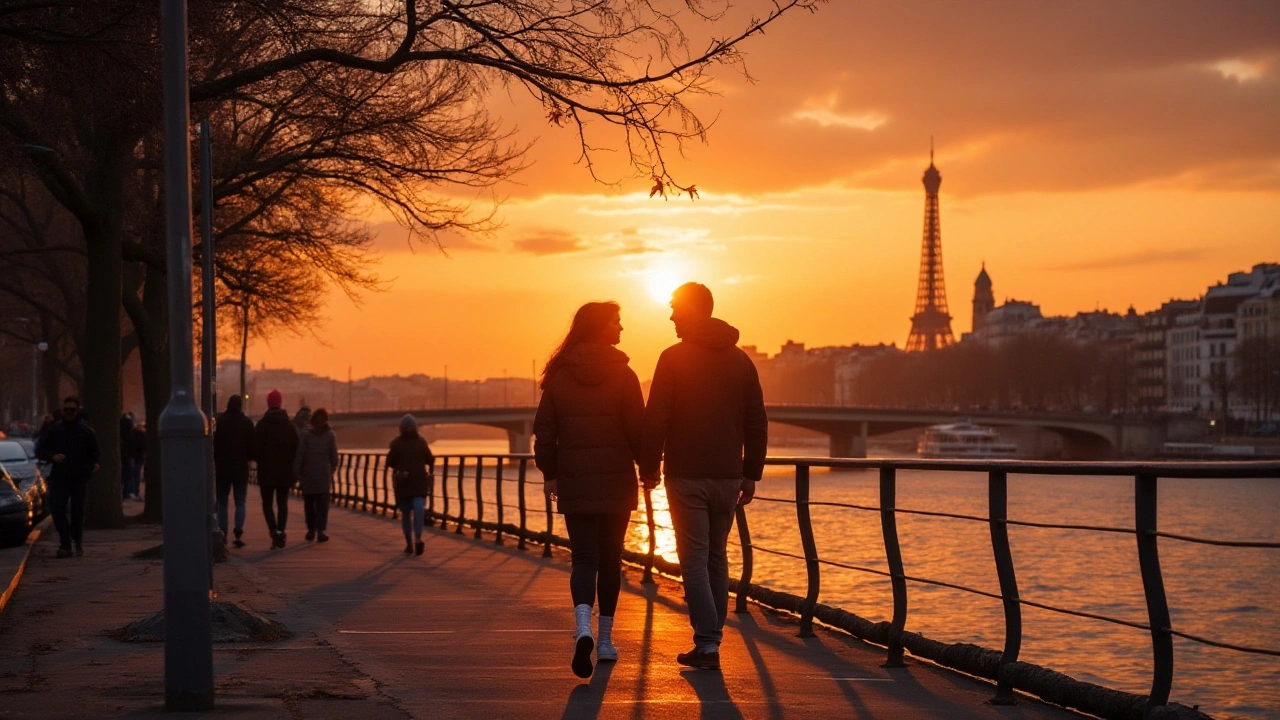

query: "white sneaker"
xmin=596 ymin=638 xmax=618 ymax=661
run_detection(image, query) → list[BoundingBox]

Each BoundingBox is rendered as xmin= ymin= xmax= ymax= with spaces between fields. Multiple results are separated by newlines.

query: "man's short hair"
xmin=671 ymin=282 xmax=713 ymax=318
xmin=63 ymin=396 xmax=81 ymax=407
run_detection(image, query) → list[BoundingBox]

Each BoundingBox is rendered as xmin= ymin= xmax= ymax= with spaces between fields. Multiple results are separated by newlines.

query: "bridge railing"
xmin=329 ymin=453 xmax=1280 ymax=720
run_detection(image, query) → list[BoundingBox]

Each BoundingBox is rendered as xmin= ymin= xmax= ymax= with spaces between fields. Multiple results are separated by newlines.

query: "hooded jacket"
xmin=387 ymin=430 xmax=435 ymax=502
xmin=253 ymin=407 xmax=299 ymax=488
xmin=36 ymin=413 xmax=100 ymax=482
xmin=294 ymin=424 xmax=339 ymax=495
xmin=533 ymin=343 xmax=644 ymax=515
xmin=214 ymin=398 xmax=256 ymax=484
xmin=639 ymin=317 xmax=768 ymax=481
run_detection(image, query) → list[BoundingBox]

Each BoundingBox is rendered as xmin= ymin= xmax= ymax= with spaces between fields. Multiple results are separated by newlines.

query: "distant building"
xmin=1132 ymin=300 xmax=1199 ymax=412
xmin=972 ymin=264 xmax=995 ymax=335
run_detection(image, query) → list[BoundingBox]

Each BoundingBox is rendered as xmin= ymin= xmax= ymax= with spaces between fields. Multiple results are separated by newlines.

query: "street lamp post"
xmin=159 ymin=0 xmax=213 ymax=711
xmin=32 ymin=341 xmax=48 ymax=421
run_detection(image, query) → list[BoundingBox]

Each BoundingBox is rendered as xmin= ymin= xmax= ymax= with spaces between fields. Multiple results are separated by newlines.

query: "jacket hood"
xmin=261 ymin=407 xmax=292 ymax=424
xmin=681 ymin=317 xmax=740 ymax=350
xmin=561 ymin=343 xmax=630 ymax=386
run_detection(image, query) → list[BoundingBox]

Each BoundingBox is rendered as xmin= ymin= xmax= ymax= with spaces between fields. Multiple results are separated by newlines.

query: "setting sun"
xmin=645 ymin=266 xmax=687 ymax=305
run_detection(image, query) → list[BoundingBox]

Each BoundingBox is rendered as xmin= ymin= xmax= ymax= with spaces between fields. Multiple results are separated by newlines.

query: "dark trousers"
xmin=48 ymin=477 xmax=88 ymax=549
xmin=666 ymin=476 xmax=740 ymax=652
xmin=260 ymin=485 xmax=290 ymax=534
xmin=563 ymin=512 xmax=631 ymax=617
xmin=216 ymin=475 xmax=248 ymax=536
xmin=303 ymin=493 xmax=329 ymax=533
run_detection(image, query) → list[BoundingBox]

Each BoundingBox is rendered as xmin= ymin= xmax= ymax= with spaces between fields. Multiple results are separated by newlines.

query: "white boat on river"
xmin=917 ymin=421 xmax=1020 ymax=459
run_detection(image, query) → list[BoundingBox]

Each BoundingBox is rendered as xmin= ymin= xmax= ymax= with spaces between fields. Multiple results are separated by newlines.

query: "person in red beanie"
xmin=252 ymin=389 xmax=298 ymax=548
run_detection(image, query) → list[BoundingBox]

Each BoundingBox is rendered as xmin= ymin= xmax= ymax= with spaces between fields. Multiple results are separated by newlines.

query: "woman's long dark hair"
xmin=541 ymin=301 xmax=620 ymax=390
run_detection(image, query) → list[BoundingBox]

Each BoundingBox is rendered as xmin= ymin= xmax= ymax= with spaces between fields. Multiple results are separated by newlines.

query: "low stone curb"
xmin=0 ymin=516 xmax=51 ymax=617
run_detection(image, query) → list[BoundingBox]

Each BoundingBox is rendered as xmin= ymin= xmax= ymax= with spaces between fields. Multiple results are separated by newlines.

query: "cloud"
xmin=790 ymin=93 xmax=889 ymax=130
xmin=511 ymin=230 xmax=588 ymax=255
xmin=1045 ymin=248 xmax=1217 ymax=272
xmin=1209 ymin=57 xmax=1270 ymax=82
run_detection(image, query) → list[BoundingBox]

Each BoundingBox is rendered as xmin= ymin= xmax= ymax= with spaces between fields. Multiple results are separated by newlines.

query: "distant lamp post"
xmin=32 ymin=342 xmax=48 ymax=420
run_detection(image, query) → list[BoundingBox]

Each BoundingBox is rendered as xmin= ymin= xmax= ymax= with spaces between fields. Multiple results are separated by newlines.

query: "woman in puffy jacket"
xmin=386 ymin=414 xmax=434 ymax=556
xmin=533 ymin=301 xmax=644 ymax=679
xmin=294 ymin=408 xmax=338 ymax=543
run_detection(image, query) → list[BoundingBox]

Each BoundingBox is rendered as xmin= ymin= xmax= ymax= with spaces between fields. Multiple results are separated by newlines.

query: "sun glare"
xmin=646 ymin=267 xmax=685 ymax=304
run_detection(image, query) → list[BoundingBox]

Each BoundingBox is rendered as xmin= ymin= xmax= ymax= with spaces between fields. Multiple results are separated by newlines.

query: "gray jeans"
xmin=666 ymin=476 xmax=741 ymax=652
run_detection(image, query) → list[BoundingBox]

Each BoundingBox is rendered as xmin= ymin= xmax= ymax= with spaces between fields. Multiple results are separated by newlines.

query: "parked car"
xmin=0 ymin=440 xmax=46 ymax=519
xmin=0 ymin=466 xmax=35 ymax=548
xmin=11 ymin=438 xmax=51 ymax=479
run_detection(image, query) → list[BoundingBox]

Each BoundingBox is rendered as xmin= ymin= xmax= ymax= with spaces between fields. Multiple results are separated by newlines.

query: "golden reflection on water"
xmin=626 ymin=485 xmax=679 ymax=564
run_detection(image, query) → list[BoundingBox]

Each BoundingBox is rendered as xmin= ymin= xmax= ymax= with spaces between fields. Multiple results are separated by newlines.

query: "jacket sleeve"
xmin=420 ymin=438 xmax=434 ymax=471
xmin=532 ymin=387 xmax=558 ymax=480
xmin=741 ymin=355 xmax=768 ymax=481
xmin=327 ymin=432 xmax=339 ymax=473
xmin=639 ymin=352 xmax=674 ymax=478
xmin=385 ymin=440 xmax=400 ymax=471
xmin=622 ymin=368 xmax=646 ymax=465
xmin=86 ymin=425 xmax=101 ymax=468
xmin=35 ymin=426 xmax=56 ymax=462
xmin=292 ymin=434 xmax=306 ymax=477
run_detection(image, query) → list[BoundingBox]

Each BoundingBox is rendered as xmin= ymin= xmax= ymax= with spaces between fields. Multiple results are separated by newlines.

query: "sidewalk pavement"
xmin=0 ymin=500 xmax=1081 ymax=719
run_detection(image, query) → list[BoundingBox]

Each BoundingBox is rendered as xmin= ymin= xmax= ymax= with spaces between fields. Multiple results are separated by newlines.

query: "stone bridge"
xmin=330 ymin=405 xmax=1169 ymax=459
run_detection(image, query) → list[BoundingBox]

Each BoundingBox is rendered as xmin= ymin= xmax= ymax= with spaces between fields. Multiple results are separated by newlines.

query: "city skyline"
xmin=241 ymin=1 xmax=1279 ymax=381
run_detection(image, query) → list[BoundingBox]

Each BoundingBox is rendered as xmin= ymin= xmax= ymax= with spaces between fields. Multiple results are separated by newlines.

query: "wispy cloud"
xmin=1046 ymin=247 xmax=1215 ymax=272
xmin=1208 ymin=57 xmax=1270 ymax=83
xmin=789 ymin=92 xmax=888 ymax=131
xmin=512 ymin=230 xmax=587 ymax=256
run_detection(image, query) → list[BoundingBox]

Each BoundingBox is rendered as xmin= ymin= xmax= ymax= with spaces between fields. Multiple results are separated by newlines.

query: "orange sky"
xmin=251 ymin=1 xmax=1280 ymax=382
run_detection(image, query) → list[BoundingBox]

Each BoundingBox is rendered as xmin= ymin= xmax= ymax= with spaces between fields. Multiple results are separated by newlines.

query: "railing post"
xmin=642 ymin=488 xmax=657 ymax=584
xmin=455 ymin=456 xmax=466 ymax=535
xmin=880 ymin=466 xmax=907 ymax=667
xmin=543 ymin=481 xmax=554 ymax=558
xmin=342 ymin=455 xmax=353 ymax=507
xmin=360 ymin=453 xmax=372 ymax=513
xmin=795 ymin=464 xmax=820 ymax=638
xmin=474 ymin=457 xmax=484 ymax=539
xmin=440 ymin=457 xmax=450 ymax=530
xmin=988 ymin=470 xmax=1021 ymax=704
xmin=734 ymin=504 xmax=754 ymax=614
xmin=517 ymin=458 xmax=528 ymax=551
xmin=1136 ymin=473 xmax=1173 ymax=713
xmin=373 ymin=455 xmax=387 ymax=516
xmin=494 ymin=459 xmax=505 ymax=545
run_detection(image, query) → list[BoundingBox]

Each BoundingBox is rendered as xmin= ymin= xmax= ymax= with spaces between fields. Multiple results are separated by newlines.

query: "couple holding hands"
xmin=533 ymin=282 xmax=768 ymax=679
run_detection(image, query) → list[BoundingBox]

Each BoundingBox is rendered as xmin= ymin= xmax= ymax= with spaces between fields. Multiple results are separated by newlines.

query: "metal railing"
xmin=328 ymin=453 xmax=1280 ymax=720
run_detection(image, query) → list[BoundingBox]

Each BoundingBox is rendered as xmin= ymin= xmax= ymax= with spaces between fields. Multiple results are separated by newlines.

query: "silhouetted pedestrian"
xmin=294 ymin=407 xmax=337 ymax=543
xmin=253 ymin=389 xmax=298 ymax=548
xmin=119 ymin=413 xmax=135 ymax=500
xmin=386 ymin=414 xmax=434 ymax=556
xmin=128 ymin=421 xmax=146 ymax=501
xmin=215 ymin=395 xmax=255 ymax=547
xmin=35 ymin=396 xmax=101 ymax=558
xmin=534 ymin=301 xmax=645 ymax=679
xmin=639 ymin=283 xmax=767 ymax=670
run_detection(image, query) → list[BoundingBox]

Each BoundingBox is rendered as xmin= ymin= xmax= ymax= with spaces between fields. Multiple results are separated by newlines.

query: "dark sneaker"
xmin=414 ymin=541 xmax=424 ymax=556
xmin=232 ymin=530 xmax=245 ymax=549
xmin=404 ymin=543 xmax=413 ymax=555
xmin=317 ymin=532 xmax=329 ymax=543
xmin=305 ymin=530 xmax=315 ymax=542
xmin=572 ymin=634 xmax=595 ymax=679
xmin=277 ymin=531 xmax=287 ymax=548
xmin=55 ymin=546 xmax=73 ymax=559
xmin=676 ymin=649 xmax=721 ymax=670
xmin=74 ymin=544 xmax=83 ymax=558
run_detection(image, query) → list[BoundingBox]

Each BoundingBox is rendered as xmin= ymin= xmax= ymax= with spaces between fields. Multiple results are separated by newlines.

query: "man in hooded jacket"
xmin=639 ymin=283 xmax=768 ymax=670
xmin=215 ymin=394 xmax=256 ymax=547
xmin=253 ymin=389 xmax=298 ymax=548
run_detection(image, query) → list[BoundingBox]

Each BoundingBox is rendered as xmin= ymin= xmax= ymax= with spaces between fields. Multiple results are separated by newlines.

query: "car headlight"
xmin=0 ymin=494 xmax=25 ymax=508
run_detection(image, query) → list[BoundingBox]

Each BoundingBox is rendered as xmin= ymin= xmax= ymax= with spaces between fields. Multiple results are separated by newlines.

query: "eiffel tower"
xmin=905 ymin=143 xmax=956 ymax=352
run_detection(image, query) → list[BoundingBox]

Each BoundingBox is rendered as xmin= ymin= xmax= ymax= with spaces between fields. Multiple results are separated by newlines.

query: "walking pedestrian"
xmin=294 ymin=407 xmax=337 ymax=543
xmin=215 ymin=394 xmax=255 ymax=547
xmin=253 ymin=389 xmax=298 ymax=549
xmin=128 ymin=421 xmax=147 ymax=501
xmin=35 ymin=397 xmax=101 ymax=558
xmin=293 ymin=406 xmax=311 ymax=442
xmin=386 ymin=414 xmax=434 ymax=556
xmin=119 ymin=413 xmax=135 ymax=500
xmin=533 ymin=301 xmax=645 ymax=679
xmin=639 ymin=283 xmax=767 ymax=670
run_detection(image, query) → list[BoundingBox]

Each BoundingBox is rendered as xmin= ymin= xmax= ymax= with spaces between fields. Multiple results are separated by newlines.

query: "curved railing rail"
xmin=325 ymin=453 xmax=1280 ymax=720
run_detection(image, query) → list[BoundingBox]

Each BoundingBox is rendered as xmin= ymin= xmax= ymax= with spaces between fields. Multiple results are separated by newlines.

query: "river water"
xmin=351 ymin=439 xmax=1280 ymax=720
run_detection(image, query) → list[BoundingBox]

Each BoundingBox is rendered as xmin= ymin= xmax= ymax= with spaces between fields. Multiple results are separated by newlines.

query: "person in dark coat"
xmin=639 ymin=283 xmax=767 ymax=671
xmin=129 ymin=421 xmax=147 ymax=500
xmin=119 ymin=413 xmax=136 ymax=500
xmin=386 ymin=414 xmax=434 ymax=556
xmin=35 ymin=396 xmax=101 ymax=558
xmin=253 ymin=389 xmax=298 ymax=548
xmin=215 ymin=394 xmax=256 ymax=547
xmin=294 ymin=407 xmax=337 ymax=543
xmin=533 ymin=301 xmax=645 ymax=679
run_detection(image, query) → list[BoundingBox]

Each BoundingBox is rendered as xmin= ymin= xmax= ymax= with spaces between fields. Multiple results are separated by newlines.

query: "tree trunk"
xmin=240 ymin=301 xmax=249 ymax=401
xmin=139 ymin=263 xmax=170 ymax=522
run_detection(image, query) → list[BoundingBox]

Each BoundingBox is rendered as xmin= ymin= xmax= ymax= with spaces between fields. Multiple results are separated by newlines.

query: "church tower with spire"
xmin=973 ymin=263 xmax=994 ymax=334
xmin=905 ymin=142 xmax=956 ymax=352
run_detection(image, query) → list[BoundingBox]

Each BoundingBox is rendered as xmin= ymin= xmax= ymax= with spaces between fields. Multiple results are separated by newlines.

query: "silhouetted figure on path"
xmin=639 ymin=283 xmax=767 ymax=670
xmin=534 ymin=301 xmax=645 ymax=679
xmin=36 ymin=396 xmax=101 ymax=558
xmin=119 ymin=413 xmax=136 ymax=500
xmin=386 ymin=414 xmax=434 ymax=556
xmin=294 ymin=407 xmax=337 ymax=543
xmin=128 ymin=420 xmax=147 ymax=501
xmin=215 ymin=394 xmax=255 ymax=547
xmin=253 ymin=389 xmax=298 ymax=548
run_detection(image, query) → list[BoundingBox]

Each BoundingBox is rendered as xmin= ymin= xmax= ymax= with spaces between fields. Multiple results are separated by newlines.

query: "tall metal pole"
xmin=30 ymin=345 xmax=39 ymax=422
xmin=199 ymin=120 xmax=219 ymax=579
xmin=160 ymin=0 xmax=213 ymax=710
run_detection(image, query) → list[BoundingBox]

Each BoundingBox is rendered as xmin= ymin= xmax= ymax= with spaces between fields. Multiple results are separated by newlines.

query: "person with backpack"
xmin=386 ymin=414 xmax=434 ymax=556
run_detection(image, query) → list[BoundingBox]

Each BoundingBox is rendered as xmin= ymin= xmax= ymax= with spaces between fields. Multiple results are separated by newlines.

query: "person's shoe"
xmin=233 ymin=529 xmax=245 ymax=548
xmin=317 ymin=532 xmax=329 ymax=543
xmin=596 ymin=638 xmax=618 ymax=662
xmin=73 ymin=544 xmax=84 ymax=558
xmin=404 ymin=542 xmax=413 ymax=555
xmin=414 ymin=540 xmax=424 ymax=556
xmin=305 ymin=530 xmax=316 ymax=542
xmin=572 ymin=604 xmax=594 ymax=679
xmin=55 ymin=546 xmax=73 ymax=559
xmin=676 ymin=649 xmax=721 ymax=670
xmin=277 ymin=531 xmax=287 ymax=548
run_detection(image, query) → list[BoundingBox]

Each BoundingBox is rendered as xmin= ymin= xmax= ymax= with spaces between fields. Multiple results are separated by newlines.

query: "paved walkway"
xmin=0 ymin=501 xmax=1081 ymax=719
